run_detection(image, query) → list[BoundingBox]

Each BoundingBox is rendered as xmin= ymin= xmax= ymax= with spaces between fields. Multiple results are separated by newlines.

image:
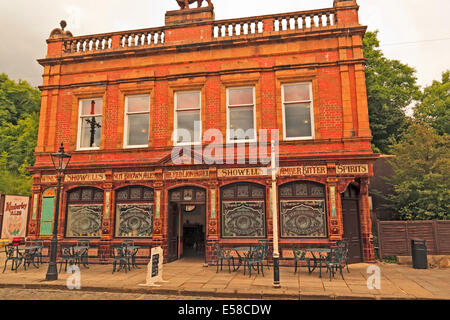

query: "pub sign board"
xmin=1 ymin=195 xmax=30 ymax=240
xmin=140 ymin=246 xmax=167 ymax=287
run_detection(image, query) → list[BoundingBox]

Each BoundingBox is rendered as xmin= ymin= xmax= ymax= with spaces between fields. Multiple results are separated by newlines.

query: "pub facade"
xmin=28 ymin=0 xmax=379 ymax=265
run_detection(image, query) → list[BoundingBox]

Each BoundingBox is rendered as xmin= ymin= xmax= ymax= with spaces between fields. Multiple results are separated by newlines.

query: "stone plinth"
xmin=165 ymin=7 xmax=214 ymax=26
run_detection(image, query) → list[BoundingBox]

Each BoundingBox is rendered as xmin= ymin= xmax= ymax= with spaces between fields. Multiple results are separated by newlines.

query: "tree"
xmin=386 ymin=123 xmax=449 ymax=220
xmin=414 ymin=70 xmax=450 ymax=135
xmin=363 ymin=31 xmax=421 ymax=154
xmin=0 ymin=74 xmax=40 ymax=196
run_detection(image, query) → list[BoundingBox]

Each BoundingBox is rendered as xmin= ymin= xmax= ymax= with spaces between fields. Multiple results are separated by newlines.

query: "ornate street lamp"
xmin=271 ymin=140 xmax=281 ymax=288
xmin=45 ymin=143 xmax=71 ymax=281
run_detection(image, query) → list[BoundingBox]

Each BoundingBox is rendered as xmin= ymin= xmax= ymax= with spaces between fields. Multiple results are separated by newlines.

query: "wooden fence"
xmin=377 ymin=220 xmax=450 ymax=257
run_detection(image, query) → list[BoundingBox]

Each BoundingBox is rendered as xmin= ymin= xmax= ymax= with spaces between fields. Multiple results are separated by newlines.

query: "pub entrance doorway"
xmin=167 ymin=187 xmax=206 ymax=263
xmin=341 ymin=184 xmax=363 ymax=263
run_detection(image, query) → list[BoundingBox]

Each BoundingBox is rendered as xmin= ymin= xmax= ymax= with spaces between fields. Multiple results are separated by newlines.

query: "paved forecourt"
xmin=0 ymin=256 xmax=448 ymax=300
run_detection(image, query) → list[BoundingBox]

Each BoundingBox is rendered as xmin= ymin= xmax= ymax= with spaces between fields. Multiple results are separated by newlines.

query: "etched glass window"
xmin=227 ymin=87 xmax=255 ymax=142
xmin=220 ymin=183 xmax=266 ymax=238
xmin=66 ymin=187 xmax=104 ymax=238
xmin=78 ymin=98 xmax=102 ymax=149
xmin=124 ymin=95 xmax=150 ymax=148
xmin=279 ymin=181 xmax=327 ymax=238
xmin=282 ymin=83 xmax=314 ymax=140
xmin=115 ymin=186 xmax=154 ymax=238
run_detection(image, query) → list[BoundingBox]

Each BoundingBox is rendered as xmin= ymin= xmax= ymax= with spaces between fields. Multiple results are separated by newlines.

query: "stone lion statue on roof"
xmin=176 ymin=0 xmax=214 ymax=10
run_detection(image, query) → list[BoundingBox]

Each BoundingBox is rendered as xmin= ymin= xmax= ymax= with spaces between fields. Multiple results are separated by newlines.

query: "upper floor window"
xmin=227 ymin=87 xmax=256 ymax=143
xmin=78 ymin=98 xmax=102 ymax=150
xmin=174 ymin=91 xmax=201 ymax=146
xmin=282 ymin=83 xmax=314 ymax=140
xmin=124 ymin=95 xmax=150 ymax=148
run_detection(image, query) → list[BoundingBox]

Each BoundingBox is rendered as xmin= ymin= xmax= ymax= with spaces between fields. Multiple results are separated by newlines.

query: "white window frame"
xmin=174 ymin=90 xmax=202 ymax=146
xmin=226 ymin=86 xmax=257 ymax=144
xmin=123 ymin=94 xmax=151 ymax=149
xmin=281 ymin=82 xmax=315 ymax=141
xmin=77 ymin=98 xmax=102 ymax=151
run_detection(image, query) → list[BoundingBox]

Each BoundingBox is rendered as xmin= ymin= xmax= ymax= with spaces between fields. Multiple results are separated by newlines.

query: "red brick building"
xmin=28 ymin=0 xmax=379 ymax=265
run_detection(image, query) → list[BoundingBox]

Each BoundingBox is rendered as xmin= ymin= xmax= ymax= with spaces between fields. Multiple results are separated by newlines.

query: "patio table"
xmin=305 ymin=248 xmax=331 ymax=278
xmin=231 ymin=246 xmax=252 ymax=272
xmin=17 ymin=245 xmax=42 ymax=269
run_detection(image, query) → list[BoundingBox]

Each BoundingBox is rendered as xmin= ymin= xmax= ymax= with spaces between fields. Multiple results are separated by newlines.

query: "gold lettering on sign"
xmin=64 ymin=173 xmax=105 ymax=182
xmin=41 ymin=175 xmax=57 ymax=184
xmin=163 ymin=170 xmax=209 ymax=180
xmin=218 ymin=168 xmax=269 ymax=178
xmin=278 ymin=166 xmax=328 ymax=176
xmin=336 ymin=164 xmax=369 ymax=175
xmin=113 ymin=172 xmax=156 ymax=181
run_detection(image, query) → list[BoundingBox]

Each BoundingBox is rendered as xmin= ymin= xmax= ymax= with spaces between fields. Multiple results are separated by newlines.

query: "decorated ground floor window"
xmin=115 ymin=186 xmax=154 ymax=238
xmin=221 ymin=183 xmax=266 ymax=238
xmin=279 ymin=181 xmax=327 ymax=238
xmin=66 ymin=187 xmax=104 ymax=238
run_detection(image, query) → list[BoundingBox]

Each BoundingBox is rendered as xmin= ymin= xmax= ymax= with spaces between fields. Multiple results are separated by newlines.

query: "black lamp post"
xmin=45 ymin=143 xmax=71 ymax=281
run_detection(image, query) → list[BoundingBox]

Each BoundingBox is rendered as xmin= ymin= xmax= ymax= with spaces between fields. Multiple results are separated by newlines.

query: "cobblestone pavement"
xmin=0 ymin=287 xmax=236 ymax=300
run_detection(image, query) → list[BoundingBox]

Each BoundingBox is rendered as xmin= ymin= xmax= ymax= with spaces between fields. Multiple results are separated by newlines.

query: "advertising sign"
xmin=1 ymin=195 xmax=30 ymax=240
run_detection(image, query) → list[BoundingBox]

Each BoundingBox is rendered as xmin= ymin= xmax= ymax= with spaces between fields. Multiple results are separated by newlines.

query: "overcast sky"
xmin=1 ymin=0 xmax=449 ymax=89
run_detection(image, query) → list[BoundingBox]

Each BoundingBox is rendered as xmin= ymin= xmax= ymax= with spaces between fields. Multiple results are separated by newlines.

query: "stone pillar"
xmin=28 ymin=175 xmax=42 ymax=238
xmin=327 ymin=163 xmax=342 ymax=241
xmin=334 ymin=0 xmax=360 ymax=26
xmin=206 ymin=168 xmax=219 ymax=264
xmin=99 ymin=170 xmax=113 ymax=264
xmin=164 ymin=7 xmax=214 ymax=44
xmin=152 ymin=170 xmax=165 ymax=260
xmin=360 ymin=178 xmax=375 ymax=262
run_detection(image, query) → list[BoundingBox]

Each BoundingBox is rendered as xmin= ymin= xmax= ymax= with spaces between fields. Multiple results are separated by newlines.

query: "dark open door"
xmin=167 ymin=203 xmax=179 ymax=262
xmin=342 ymin=185 xmax=363 ymax=263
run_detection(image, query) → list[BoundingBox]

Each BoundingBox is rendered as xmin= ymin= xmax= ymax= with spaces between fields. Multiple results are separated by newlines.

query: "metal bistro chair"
xmin=258 ymin=240 xmax=271 ymax=270
xmin=213 ymin=243 xmax=234 ymax=273
xmin=292 ymin=246 xmax=309 ymax=274
xmin=59 ymin=244 xmax=79 ymax=273
xmin=3 ymin=245 xmax=23 ymax=273
xmin=244 ymin=244 xmax=265 ymax=278
xmin=336 ymin=241 xmax=350 ymax=273
xmin=122 ymin=240 xmax=139 ymax=269
xmin=324 ymin=246 xmax=345 ymax=281
xmin=23 ymin=240 xmax=44 ymax=269
xmin=111 ymin=245 xmax=129 ymax=274
xmin=76 ymin=240 xmax=90 ymax=268
xmin=33 ymin=241 xmax=44 ymax=265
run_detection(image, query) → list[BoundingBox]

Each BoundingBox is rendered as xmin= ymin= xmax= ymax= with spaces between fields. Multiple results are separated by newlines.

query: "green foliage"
xmin=363 ymin=31 xmax=421 ymax=154
xmin=386 ymin=123 xmax=450 ymax=220
xmin=0 ymin=73 xmax=40 ymax=196
xmin=414 ymin=70 xmax=450 ymax=135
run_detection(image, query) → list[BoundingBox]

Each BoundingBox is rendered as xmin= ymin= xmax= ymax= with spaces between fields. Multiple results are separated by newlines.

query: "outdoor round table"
xmin=17 ymin=245 xmax=43 ymax=269
xmin=232 ymin=246 xmax=252 ymax=272
xmin=0 ymin=239 xmax=10 ymax=253
xmin=305 ymin=248 xmax=331 ymax=278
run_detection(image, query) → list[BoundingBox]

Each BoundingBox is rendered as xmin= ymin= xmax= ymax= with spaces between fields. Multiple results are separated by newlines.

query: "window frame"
xmin=123 ymin=94 xmax=151 ymax=149
xmin=278 ymin=181 xmax=328 ymax=239
xmin=174 ymin=90 xmax=202 ymax=146
xmin=220 ymin=182 xmax=267 ymax=239
xmin=281 ymin=82 xmax=315 ymax=141
xmin=114 ymin=185 xmax=155 ymax=238
xmin=65 ymin=187 xmax=104 ymax=238
xmin=226 ymin=86 xmax=257 ymax=144
xmin=77 ymin=98 xmax=103 ymax=151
